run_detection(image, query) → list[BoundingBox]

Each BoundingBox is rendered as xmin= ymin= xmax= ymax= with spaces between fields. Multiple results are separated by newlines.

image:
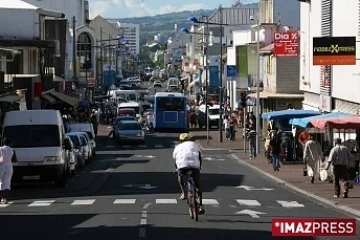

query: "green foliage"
xmin=107 ymin=9 xmax=215 ymax=45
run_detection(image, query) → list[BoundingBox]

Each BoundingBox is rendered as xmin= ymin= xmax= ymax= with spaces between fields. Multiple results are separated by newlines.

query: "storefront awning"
xmin=0 ymin=94 xmax=21 ymax=103
xmin=248 ymin=91 xmax=304 ymax=99
xmin=48 ymin=91 xmax=79 ymax=107
xmin=41 ymin=93 xmax=56 ymax=103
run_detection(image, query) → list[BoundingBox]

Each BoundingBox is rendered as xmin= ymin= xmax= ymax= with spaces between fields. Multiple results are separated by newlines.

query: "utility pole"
xmin=219 ymin=5 xmax=224 ymax=142
xmin=100 ymin=27 xmax=103 ymax=87
xmin=205 ymin=17 xmax=210 ymax=145
xmin=72 ymin=16 xmax=77 ymax=79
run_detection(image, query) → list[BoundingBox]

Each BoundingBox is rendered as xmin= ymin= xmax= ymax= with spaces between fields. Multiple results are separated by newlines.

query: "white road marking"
xmin=140 ymin=219 xmax=147 ymax=225
xmin=105 ymin=145 xmax=115 ymax=149
xmin=114 ymin=199 xmax=136 ymax=204
xmin=202 ymin=199 xmax=219 ymax=205
xmin=276 ymin=200 xmax=305 ymax=208
xmin=155 ymin=199 xmax=177 ymax=204
xmin=155 ymin=145 xmax=163 ymax=148
xmin=28 ymin=200 xmax=55 ymax=207
xmin=139 ymin=203 xmax=152 ymax=238
xmin=122 ymin=145 xmax=131 ymax=148
xmin=0 ymin=202 xmax=13 ymax=207
xmin=138 ymin=145 xmax=146 ymax=148
xmin=236 ymin=199 xmax=261 ymax=207
xmin=141 ymin=210 xmax=147 ymax=218
xmin=71 ymin=199 xmax=96 ymax=206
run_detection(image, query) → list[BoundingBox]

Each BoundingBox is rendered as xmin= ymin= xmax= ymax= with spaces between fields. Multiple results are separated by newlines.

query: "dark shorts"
xmin=178 ymin=167 xmax=201 ymax=189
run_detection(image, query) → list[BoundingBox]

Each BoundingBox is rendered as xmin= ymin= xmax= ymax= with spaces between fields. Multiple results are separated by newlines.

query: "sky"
xmin=89 ymin=0 xmax=258 ymax=19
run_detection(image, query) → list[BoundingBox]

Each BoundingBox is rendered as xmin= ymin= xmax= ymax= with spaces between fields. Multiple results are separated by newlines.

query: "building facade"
xmin=300 ymin=0 xmax=360 ymax=114
xmin=114 ymin=22 xmax=140 ymax=55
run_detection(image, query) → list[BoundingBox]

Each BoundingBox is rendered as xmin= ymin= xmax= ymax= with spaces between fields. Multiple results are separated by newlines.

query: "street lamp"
xmin=187 ymin=5 xmax=227 ymax=143
xmin=250 ymin=15 xmax=261 ymax=155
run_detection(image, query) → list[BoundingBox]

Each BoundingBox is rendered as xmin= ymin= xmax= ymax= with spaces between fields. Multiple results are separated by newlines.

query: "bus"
xmin=153 ymin=92 xmax=188 ymax=132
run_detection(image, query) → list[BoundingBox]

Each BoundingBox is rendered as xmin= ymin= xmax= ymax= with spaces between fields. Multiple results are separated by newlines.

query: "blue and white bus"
xmin=153 ymin=92 xmax=188 ymax=132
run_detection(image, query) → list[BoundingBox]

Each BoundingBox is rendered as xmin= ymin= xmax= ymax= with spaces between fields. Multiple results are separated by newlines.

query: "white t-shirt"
xmin=172 ymin=141 xmax=201 ymax=169
xmin=0 ymin=145 xmax=14 ymax=167
xmin=224 ymin=119 xmax=229 ymax=129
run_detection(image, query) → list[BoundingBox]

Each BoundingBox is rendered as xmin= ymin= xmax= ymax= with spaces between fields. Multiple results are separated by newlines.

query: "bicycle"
xmin=182 ymin=170 xmax=200 ymax=221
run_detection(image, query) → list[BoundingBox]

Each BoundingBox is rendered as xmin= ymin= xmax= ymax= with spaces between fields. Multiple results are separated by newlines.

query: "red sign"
xmin=274 ymin=32 xmax=299 ymax=57
xmin=272 ymin=218 xmax=356 ymax=237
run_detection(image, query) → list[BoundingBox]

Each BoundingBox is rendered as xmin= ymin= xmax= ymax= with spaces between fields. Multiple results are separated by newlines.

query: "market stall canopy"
xmin=289 ymin=112 xmax=351 ymax=128
xmin=310 ymin=115 xmax=360 ymax=130
xmin=261 ymin=109 xmax=321 ymax=121
xmin=48 ymin=90 xmax=79 ymax=107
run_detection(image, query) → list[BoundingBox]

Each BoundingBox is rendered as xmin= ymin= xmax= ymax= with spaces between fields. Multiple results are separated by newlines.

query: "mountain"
xmin=108 ymin=9 xmax=215 ymax=44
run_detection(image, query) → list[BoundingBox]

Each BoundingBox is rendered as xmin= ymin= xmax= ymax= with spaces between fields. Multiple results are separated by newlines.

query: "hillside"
xmin=108 ymin=9 xmax=215 ymax=44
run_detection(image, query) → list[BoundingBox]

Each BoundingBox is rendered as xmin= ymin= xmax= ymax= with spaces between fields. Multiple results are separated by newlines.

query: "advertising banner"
xmin=226 ymin=65 xmax=237 ymax=81
xmin=274 ymin=32 xmax=299 ymax=57
xmin=313 ymin=37 xmax=356 ymax=65
xmin=209 ymin=66 xmax=219 ymax=88
xmin=237 ymin=46 xmax=248 ymax=89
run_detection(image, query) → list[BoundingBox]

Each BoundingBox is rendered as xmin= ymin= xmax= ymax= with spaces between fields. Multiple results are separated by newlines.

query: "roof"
xmin=262 ymin=109 xmax=321 ymax=121
xmin=260 ymin=43 xmax=274 ymax=53
xmin=119 ymin=102 xmax=141 ymax=107
xmin=289 ymin=112 xmax=351 ymax=128
xmin=155 ymin=92 xmax=184 ymax=98
xmin=0 ymin=0 xmax=64 ymax=18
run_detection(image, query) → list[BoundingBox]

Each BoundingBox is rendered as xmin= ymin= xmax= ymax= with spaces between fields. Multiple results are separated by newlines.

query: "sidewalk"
xmin=231 ymin=152 xmax=360 ymax=218
xmin=191 ymin=129 xmax=246 ymax=150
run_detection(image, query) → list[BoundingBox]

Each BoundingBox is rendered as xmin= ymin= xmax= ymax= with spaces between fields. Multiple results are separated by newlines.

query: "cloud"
xmin=89 ymin=0 xmax=209 ymax=19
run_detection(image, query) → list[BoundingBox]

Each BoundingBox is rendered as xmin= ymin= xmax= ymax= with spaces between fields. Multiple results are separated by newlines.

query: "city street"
xmin=1 ymin=130 xmax=359 ymax=240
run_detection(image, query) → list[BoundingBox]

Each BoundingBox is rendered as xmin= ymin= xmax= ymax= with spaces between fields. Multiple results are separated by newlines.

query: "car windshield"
xmin=117 ymin=123 xmax=142 ymax=131
xmin=157 ymin=98 xmax=185 ymax=111
xmin=85 ymin=131 xmax=94 ymax=140
xmin=114 ymin=117 xmax=136 ymax=126
xmin=128 ymin=94 xmax=137 ymax=101
xmin=68 ymin=135 xmax=80 ymax=147
xmin=4 ymin=125 xmax=60 ymax=148
xmin=208 ymin=109 xmax=220 ymax=115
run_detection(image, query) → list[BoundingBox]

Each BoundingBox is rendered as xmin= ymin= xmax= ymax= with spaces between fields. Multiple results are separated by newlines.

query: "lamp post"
xmin=187 ymin=6 xmax=227 ymax=143
xmin=250 ymin=15 xmax=261 ymax=155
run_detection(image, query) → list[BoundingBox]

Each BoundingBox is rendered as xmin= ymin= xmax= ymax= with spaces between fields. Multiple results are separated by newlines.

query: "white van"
xmin=2 ymin=110 xmax=69 ymax=187
xmin=199 ymin=104 xmax=220 ymax=128
xmin=167 ymin=78 xmax=179 ymax=88
xmin=118 ymin=102 xmax=143 ymax=121
xmin=112 ymin=90 xmax=143 ymax=103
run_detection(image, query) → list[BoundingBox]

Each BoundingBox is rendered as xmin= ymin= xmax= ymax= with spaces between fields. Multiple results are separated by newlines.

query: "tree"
xmin=155 ymin=53 xmax=164 ymax=68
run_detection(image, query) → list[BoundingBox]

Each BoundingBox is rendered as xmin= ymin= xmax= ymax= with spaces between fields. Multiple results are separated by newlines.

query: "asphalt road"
xmin=1 ymin=131 xmax=360 ymax=240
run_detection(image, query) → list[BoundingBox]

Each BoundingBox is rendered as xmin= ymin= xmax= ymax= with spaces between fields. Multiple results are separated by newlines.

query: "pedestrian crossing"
xmin=103 ymin=143 xmax=179 ymax=149
xmin=0 ymin=198 xmax=306 ymax=208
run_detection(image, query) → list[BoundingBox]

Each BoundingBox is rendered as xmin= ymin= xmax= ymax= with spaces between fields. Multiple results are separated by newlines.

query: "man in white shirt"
xmin=146 ymin=114 xmax=154 ymax=131
xmin=172 ymin=133 xmax=205 ymax=214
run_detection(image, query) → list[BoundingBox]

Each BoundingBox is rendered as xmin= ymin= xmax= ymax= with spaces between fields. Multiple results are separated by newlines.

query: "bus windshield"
xmin=157 ymin=98 xmax=185 ymax=111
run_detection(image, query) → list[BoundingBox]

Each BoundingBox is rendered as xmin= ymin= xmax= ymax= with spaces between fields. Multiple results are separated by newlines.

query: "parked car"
xmin=114 ymin=120 xmax=145 ymax=144
xmin=69 ymin=123 xmax=96 ymax=157
xmin=66 ymin=133 xmax=86 ymax=167
xmin=71 ymin=132 xmax=91 ymax=164
xmin=64 ymin=136 xmax=77 ymax=175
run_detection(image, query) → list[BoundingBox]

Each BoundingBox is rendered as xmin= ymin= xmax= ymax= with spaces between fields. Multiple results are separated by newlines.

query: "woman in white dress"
xmin=0 ymin=138 xmax=16 ymax=204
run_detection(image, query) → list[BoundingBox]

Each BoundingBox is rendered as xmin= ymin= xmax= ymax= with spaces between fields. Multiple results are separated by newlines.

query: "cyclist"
xmin=172 ymin=133 xmax=205 ymax=214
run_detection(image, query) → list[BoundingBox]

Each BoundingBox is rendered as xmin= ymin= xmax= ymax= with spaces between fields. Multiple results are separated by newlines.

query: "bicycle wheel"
xmin=190 ymin=183 xmax=199 ymax=221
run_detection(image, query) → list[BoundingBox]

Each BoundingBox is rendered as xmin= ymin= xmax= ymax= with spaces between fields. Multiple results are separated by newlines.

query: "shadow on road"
xmin=0 ymin=214 xmax=317 ymax=240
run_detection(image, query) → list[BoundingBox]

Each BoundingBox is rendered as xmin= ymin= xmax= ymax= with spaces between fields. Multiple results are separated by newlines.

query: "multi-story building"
xmin=300 ymin=0 xmax=360 ymax=114
xmin=109 ymin=22 xmax=140 ymax=55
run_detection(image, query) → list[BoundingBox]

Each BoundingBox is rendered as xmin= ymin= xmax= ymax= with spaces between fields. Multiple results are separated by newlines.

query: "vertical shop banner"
xmin=274 ymin=32 xmax=299 ymax=57
xmin=313 ymin=37 xmax=356 ymax=65
xmin=237 ymin=46 xmax=248 ymax=89
xmin=226 ymin=65 xmax=237 ymax=81
xmin=209 ymin=66 xmax=219 ymax=88
xmin=103 ymin=64 xmax=116 ymax=87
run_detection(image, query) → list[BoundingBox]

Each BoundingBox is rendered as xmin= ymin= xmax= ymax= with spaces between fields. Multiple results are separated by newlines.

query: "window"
xmin=208 ymin=109 xmax=220 ymax=115
xmin=128 ymin=94 xmax=137 ymax=101
xmin=68 ymin=135 xmax=80 ymax=147
xmin=157 ymin=98 xmax=185 ymax=111
xmin=4 ymin=125 xmax=60 ymax=148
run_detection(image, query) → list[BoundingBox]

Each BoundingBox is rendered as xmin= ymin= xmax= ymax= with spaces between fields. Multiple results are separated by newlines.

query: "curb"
xmin=230 ymin=153 xmax=360 ymax=219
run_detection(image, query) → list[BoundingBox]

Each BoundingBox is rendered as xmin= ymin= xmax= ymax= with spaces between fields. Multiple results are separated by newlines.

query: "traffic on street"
xmin=0 ymin=74 xmax=359 ymax=240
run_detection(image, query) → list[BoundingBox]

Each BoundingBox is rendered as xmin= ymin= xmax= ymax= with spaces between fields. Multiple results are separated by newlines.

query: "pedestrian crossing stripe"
xmin=0 ymin=199 xmax=307 ymax=208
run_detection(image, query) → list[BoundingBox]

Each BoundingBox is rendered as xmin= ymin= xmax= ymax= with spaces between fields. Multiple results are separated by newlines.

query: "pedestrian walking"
xmin=325 ymin=138 xmax=351 ymax=198
xmin=303 ymin=134 xmax=323 ymax=183
xmin=0 ymin=138 xmax=17 ymax=204
xmin=247 ymin=127 xmax=257 ymax=159
xmin=270 ymin=128 xmax=282 ymax=171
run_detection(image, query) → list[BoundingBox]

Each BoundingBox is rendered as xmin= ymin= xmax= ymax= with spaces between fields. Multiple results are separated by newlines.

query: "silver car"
xmin=66 ymin=133 xmax=86 ymax=167
xmin=115 ymin=120 xmax=145 ymax=144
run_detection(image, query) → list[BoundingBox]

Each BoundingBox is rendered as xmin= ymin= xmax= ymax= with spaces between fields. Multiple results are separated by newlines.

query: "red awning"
xmin=310 ymin=115 xmax=360 ymax=129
